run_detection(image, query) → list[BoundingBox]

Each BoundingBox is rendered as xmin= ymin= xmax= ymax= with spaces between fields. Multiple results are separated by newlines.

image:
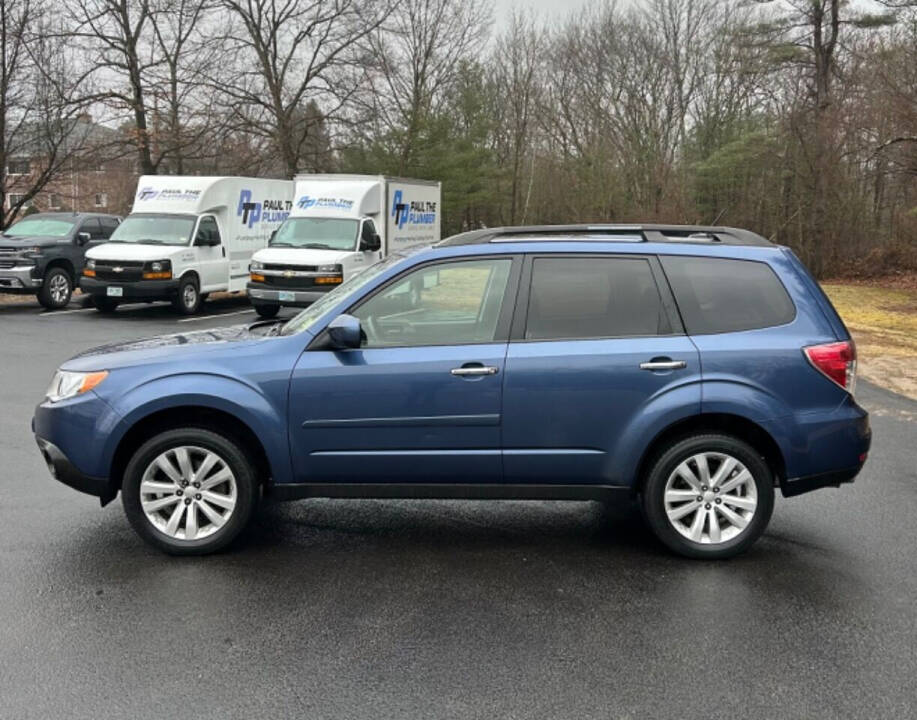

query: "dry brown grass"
xmin=822 ymin=282 xmax=917 ymax=399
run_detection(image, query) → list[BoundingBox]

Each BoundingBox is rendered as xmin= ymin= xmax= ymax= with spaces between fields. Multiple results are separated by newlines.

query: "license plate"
xmin=107 ymin=286 xmax=123 ymax=297
xmin=278 ymin=291 xmax=295 ymax=302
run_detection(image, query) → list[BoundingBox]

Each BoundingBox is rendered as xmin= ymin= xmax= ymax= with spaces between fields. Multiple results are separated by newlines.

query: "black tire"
xmin=93 ymin=297 xmax=120 ymax=313
xmin=253 ymin=302 xmax=280 ymax=319
xmin=641 ymin=433 xmax=775 ymax=560
xmin=37 ymin=267 xmax=72 ymax=310
xmin=121 ymin=427 xmax=259 ymax=555
xmin=172 ymin=274 xmax=202 ymax=315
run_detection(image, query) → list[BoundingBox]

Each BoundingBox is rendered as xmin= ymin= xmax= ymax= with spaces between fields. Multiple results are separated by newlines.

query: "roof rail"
xmin=439 ymin=224 xmax=773 ymax=247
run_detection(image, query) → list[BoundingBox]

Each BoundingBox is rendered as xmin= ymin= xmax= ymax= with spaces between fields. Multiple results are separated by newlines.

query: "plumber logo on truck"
xmin=391 ymin=190 xmax=437 ymax=229
xmin=296 ymin=196 xmax=354 ymax=211
xmin=237 ymin=190 xmax=292 ymax=228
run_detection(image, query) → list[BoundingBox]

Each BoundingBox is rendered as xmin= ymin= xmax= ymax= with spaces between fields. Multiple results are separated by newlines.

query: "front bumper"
xmin=247 ymin=282 xmax=331 ymax=307
xmin=35 ymin=436 xmax=115 ymax=504
xmin=80 ymin=276 xmax=179 ymax=301
xmin=0 ymin=265 xmax=41 ymax=291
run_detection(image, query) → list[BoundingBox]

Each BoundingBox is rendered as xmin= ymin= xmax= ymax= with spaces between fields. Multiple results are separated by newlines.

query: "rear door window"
xmin=523 ymin=256 xmax=671 ymax=340
xmin=660 ymin=256 xmax=795 ymax=334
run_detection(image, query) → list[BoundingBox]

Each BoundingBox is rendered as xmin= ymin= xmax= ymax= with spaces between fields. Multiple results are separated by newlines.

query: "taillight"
xmin=804 ymin=340 xmax=856 ymax=394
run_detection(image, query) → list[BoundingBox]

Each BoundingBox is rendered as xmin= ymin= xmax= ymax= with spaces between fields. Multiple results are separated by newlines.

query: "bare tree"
xmin=491 ymin=11 xmax=544 ymax=224
xmin=362 ymin=0 xmax=491 ymax=174
xmin=1 ymin=0 xmax=93 ymax=227
xmin=217 ymin=0 xmax=390 ymax=178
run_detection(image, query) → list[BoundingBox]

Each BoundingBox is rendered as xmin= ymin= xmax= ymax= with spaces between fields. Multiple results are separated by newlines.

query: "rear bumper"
xmin=0 ymin=265 xmax=41 ymax=290
xmin=770 ymin=401 xmax=871 ymax=497
xmin=80 ymin=276 xmax=179 ymax=301
xmin=35 ymin=436 xmax=115 ymax=504
xmin=247 ymin=282 xmax=331 ymax=307
xmin=782 ymin=463 xmax=866 ymax=497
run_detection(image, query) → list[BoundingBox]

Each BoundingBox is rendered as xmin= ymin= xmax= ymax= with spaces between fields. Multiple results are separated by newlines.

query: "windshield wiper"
xmin=138 ymin=238 xmax=168 ymax=244
xmin=269 ymin=242 xmax=294 ymax=247
xmin=298 ymin=243 xmax=339 ymax=250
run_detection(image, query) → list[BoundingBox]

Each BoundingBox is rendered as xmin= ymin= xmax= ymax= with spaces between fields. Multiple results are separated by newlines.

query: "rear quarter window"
xmin=660 ymin=256 xmax=795 ymax=334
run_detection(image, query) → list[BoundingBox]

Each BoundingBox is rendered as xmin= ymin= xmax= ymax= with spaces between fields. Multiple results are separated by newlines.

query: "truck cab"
xmin=247 ymin=174 xmax=440 ymax=318
xmin=81 ymin=176 xmax=292 ymax=314
xmin=0 ymin=212 xmax=121 ymax=309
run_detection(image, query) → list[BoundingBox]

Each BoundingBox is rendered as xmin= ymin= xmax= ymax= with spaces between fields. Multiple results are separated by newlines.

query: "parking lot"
xmin=1 ymin=293 xmax=916 ymax=719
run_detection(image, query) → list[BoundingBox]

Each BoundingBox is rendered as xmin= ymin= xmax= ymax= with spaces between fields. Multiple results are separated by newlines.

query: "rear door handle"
xmin=451 ymin=366 xmax=499 ymax=376
xmin=639 ymin=360 xmax=687 ymax=371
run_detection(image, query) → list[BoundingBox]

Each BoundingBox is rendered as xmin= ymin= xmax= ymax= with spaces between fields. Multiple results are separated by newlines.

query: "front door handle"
xmin=639 ymin=360 xmax=687 ymax=371
xmin=451 ymin=366 xmax=499 ymax=376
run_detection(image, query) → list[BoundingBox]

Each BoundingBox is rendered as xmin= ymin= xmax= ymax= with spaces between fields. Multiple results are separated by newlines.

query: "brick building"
xmin=4 ymin=115 xmax=138 ymax=219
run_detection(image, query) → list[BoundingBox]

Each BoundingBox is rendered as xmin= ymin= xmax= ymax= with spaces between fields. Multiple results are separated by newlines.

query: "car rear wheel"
xmin=121 ymin=428 xmax=258 ymax=555
xmin=642 ymin=434 xmax=774 ymax=559
xmin=38 ymin=268 xmax=72 ymax=310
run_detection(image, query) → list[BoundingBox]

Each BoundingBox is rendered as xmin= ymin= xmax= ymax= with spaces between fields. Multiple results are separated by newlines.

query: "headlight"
xmin=86 ymin=259 xmax=96 ymax=269
xmin=317 ymin=264 xmax=342 ymax=273
xmin=142 ymin=259 xmax=172 ymax=280
xmin=250 ymin=261 xmax=264 ymax=271
xmin=22 ymin=246 xmax=43 ymax=258
xmin=45 ymin=370 xmax=109 ymax=403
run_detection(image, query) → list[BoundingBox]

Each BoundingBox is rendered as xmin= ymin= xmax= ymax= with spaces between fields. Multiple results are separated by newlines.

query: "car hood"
xmin=0 ymin=234 xmax=65 ymax=249
xmin=86 ymin=243 xmax=191 ymax=261
xmin=252 ymin=247 xmax=355 ymax=266
xmin=61 ymin=323 xmax=283 ymax=372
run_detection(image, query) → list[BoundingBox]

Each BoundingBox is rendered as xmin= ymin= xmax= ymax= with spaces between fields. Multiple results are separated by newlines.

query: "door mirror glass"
xmin=327 ymin=314 xmax=363 ymax=350
xmin=76 ymin=231 xmax=91 ymax=245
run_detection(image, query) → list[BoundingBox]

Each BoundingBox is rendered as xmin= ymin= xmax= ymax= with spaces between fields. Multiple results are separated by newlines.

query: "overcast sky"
xmin=492 ymin=0 xmax=592 ymax=27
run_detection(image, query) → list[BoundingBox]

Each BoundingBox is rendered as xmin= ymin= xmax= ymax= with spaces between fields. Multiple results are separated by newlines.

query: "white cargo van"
xmin=247 ymin=174 xmax=440 ymax=318
xmin=81 ymin=176 xmax=293 ymax=314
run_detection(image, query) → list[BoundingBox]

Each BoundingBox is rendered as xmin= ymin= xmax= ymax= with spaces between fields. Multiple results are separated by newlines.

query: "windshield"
xmin=271 ymin=217 xmax=359 ymax=251
xmin=281 ymin=254 xmax=405 ymax=336
xmin=4 ymin=217 xmax=75 ymax=238
xmin=108 ymin=214 xmax=195 ymax=245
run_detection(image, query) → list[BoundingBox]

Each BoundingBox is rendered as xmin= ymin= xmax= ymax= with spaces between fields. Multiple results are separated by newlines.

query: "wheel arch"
xmin=44 ymin=258 xmax=76 ymax=281
xmin=109 ymin=405 xmax=274 ymax=497
xmin=633 ymin=413 xmax=787 ymax=494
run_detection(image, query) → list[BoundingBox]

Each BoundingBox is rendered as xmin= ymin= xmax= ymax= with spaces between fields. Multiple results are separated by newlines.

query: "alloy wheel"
xmin=663 ymin=452 xmax=758 ymax=544
xmin=49 ymin=273 xmax=70 ymax=305
xmin=139 ymin=445 xmax=237 ymax=541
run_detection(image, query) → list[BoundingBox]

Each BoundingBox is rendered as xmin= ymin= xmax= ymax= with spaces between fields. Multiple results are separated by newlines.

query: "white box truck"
xmin=80 ymin=176 xmax=294 ymax=314
xmin=247 ymin=174 xmax=441 ymax=318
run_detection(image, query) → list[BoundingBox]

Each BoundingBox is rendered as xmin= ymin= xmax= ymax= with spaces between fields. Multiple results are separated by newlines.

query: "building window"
xmin=7 ymin=194 xmax=32 ymax=209
xmin=7 ymin=158 xmax=30 ymax=175
xmin=48 ymin=193 xmax=62 ymax=210
xmin=94 ymin=193 xmax=107 ymax=208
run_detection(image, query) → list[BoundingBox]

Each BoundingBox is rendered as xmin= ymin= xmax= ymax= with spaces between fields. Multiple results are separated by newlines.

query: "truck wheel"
xmin=121 ymin=427 xmax=259 ymax=555
xmin=172 ymin=275 xmax=202 ymax=315
xmin=38 ymin=267 xmax=72 ymax=310
xmin=641 ymin=434 xmax=774 ymax=560
xmin=253 ymin=302 xmax=280 ymax=319
xmin=93 ymin=297 xmax=119 ymax=313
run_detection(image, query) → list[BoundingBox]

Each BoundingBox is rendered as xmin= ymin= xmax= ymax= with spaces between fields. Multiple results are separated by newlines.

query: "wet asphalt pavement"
xmin=1 ymin=295 xmax=915 ymax=719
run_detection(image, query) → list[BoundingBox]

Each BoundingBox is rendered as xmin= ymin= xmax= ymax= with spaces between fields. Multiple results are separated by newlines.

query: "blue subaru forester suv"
xmin=33 ymin=225 xmax=870 ymax=558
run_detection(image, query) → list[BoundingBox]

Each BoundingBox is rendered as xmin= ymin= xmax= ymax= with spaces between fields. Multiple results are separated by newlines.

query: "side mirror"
xmin=327 ymin=314 xmax=362 ymax=350
xmin=77 ymin=232 xmax=91 ymax=246
xmin=360 ymin=232 xmax=382 ymax=252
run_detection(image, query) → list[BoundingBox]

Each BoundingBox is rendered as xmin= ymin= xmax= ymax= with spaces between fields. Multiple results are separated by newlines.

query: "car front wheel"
xmin=121 ymin=428 xmax=258 ymax=555
xmin=172 ymin=275 xmax=202 ymax=314
xmin=641 ymin=434 xmax=774 ymax=559
xmin=38 ymin=267 xmax=72 ymax=309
